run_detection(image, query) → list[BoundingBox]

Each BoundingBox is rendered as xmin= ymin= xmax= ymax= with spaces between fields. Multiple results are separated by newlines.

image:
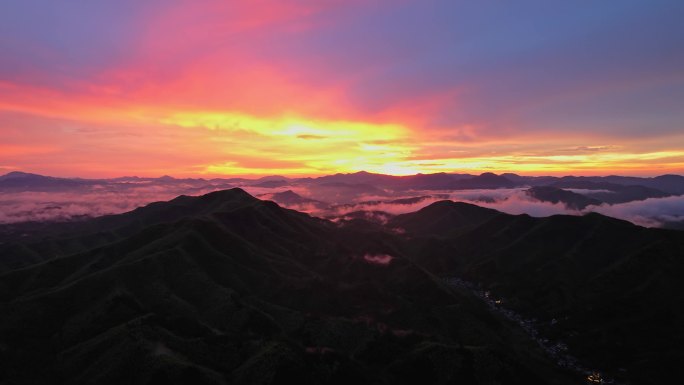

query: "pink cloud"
xmin=0 ymin=182 xmax=230 ymax=224
xmin=363 ymin=253 xmax=394 ymax=266
xmin=588 ymin=195 xmax=684 ymax=228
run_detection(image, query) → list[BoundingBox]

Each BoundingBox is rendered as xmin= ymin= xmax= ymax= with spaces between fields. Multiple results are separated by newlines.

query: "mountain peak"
xmin=200 ymin=187 xmax=255 ymax=201
xmin=0 ymin=171 xmax=45 ymax=180
xmin=526 ymin=186 xmax=602 ymax=210
xmin=389 ymin=200 xmax=501 ymax=235
xmin=272 ymin=189 xmax=300 ymax=198
xmin=479 ymin=172 xmax=498 ymax=177
xmin=655 ymin=174 xmax=684 ymax=180
xmin=256 ymin=175 xmax=289 ymax=182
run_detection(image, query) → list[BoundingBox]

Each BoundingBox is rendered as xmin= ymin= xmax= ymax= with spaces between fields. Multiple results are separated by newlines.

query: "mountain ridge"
xmin=0 ymin=188 xmax=579 ymax=384
xmin=1 ymin=188 xmax=683 ymax=384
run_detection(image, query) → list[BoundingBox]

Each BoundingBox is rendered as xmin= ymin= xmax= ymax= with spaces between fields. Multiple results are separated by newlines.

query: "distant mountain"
xmin=500 ymin=173 xmax=557 ymax=186
xmin=250 ymin=179 xmax=290 ymax=188
xmin=306 ymin=182 xmax=389 ymax=204
xmin=262 ymin=190 xmax=315 ymax=205
xmin=0 ymin=189 xmax=576 ymax=384
xmin=453 ymin=172 xmax=519 ymax=189
xmin=585 ymin=185 xmax=671 ymax=204
xmin=549 ymin=179 xmax=671 ymax=204
xmin=0 ymin=171 xmax=40 ymax=180
xmin=495 ymin=174 xmax=684 ymax=198
xmin=600 ymin=174 xmax=684 ymax=195
xmin=255 ymin=175 xmax=290 ymax=182
xmin=381 ymin=172 xmax=517 ymax=191
xmin=4 ymin=170 xmax=683 ymax=199
xmin=259 ymin=190 xmax=329 ymax=210
xmin=392 ymin=173 xmax=474 ymax=190
xmin=311 ymin=171 xmax=395 ymax=185
xmin=331 ymin=195 xmax=448 ymax=213
xmin=0 ymin=171 xmax=93 ymax=191
xmin=649 ymin=174 xmax=684 ymax=194
xmin=525 ymin=186 xmax=602 ymax=210
xmin=309 ymin=171 xmax=497 ymax=191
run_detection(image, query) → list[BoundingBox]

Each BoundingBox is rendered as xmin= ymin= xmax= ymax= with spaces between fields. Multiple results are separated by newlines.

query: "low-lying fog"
xmin=2 ymin=179 xmax=683 ymax=229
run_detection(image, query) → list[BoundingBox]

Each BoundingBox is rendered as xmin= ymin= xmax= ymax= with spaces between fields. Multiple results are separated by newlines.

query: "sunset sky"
xmin=1 ymin=0 xmax=683 ymax=178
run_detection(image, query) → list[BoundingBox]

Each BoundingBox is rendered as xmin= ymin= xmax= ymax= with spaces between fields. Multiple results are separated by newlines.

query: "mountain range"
xmin=3 ymin=170 xmax=684 ymax=196
xmin=2 ymin=171 xmax=684 ymax=229
xmin=1 ymin=187 xmax=683 ymax=384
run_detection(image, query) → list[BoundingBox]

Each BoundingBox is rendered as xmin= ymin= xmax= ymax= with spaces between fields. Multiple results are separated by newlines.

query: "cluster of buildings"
xmin=442 ymin=277 xmax=617 ymax=384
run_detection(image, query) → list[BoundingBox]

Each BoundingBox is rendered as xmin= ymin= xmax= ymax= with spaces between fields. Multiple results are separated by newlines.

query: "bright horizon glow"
xmin=1 ymin=1 xmax=683 ymax=178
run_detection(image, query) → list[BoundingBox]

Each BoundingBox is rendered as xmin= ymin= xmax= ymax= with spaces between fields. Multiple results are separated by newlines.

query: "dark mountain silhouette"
xmin=306 ymin=182 xmax=389 ymax=204
xmin=260 ymin=190 xmax=329 ymax=210
xmin=600 ymin=174 xmax=684 ymax=195
xmin=525 ymin=186 xmax=602 ymax=210
xmin=306 ymin=171 xmax=682 ymax=196
xmin=310 ymin=171 xmax=503 ymax=191
xmin=0 ymin=189 xmax=576 ymax=385
xmin=311 ymin=171 xmax=396 ymax=185
xmin=453 ymin=172 xmax=519 ymax=189
xmin=0 ymin=171 xmax=93 ymax=192
xmin=2 ymin=189 xmax=684 ymax=383
xmin=330 ymin=195 xmax=448 ymax=213
xmin=549 ymin=179 xmax=671 ymax=203
xmin=500 ymin=173 xmax=558 ymax=186
xmin=255 ymin=175 xmax=291 ymax=182
xmin=250 ymin=179 xmax=290 ymax=188
xmin=649 ymin=174 xmax=684 ymax=194
xmin=662 ymin=218 xmax=684 ymax=230
xmin=0 ymin=171 xmax=41 ymax=180
xmin=3 ymin=170 xmax=682 ymax=206
xmin=586 ymin=185 xmax=670 ymax=204
xmin=389 ymin=201 xmax=501 ymax=236
xmin=397 ymin=200 xmax=684 ymax=385
xmin=263 ymin=190 xmax=315 ymax=205
xmin=393 ymin=173 xmax=474 ymax=190
xmin=384 ymin=172 xmax=517 ymax=191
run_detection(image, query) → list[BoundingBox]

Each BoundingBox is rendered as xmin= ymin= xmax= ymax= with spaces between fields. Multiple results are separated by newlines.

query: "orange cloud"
xmin=0 ymin=1 xmax=682 ymax=177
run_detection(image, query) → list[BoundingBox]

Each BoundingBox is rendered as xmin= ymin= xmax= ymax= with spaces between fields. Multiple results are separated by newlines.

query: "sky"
xmin=1 ymin=0 xmax=683 ymax=178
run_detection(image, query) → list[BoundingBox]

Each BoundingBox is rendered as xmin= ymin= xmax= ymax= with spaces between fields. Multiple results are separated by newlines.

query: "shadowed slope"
xmin=388 ymin=200 xmax=501 ymax=236
xmin=401 ymin=201 xmax=684 ymax=384
xmin=0 ymin=190 xmax=573 ymax=385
